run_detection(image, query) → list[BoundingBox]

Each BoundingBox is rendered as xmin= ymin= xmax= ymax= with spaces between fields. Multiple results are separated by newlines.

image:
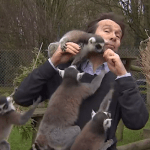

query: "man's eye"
xmin=116 ymin=35 xmax=121 ymax=39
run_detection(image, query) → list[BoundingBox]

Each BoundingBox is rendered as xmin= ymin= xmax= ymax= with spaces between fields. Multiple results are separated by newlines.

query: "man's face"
xmin=95 ymin=19 xmax=122 ymax=52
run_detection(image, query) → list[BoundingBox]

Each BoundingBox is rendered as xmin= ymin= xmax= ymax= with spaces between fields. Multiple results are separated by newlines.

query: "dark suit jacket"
xmin=13 ymin=60 xmax=149 ymax=150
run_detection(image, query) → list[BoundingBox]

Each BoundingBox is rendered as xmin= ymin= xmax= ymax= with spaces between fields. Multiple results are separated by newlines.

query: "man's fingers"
xmin=103 ymin=49 xmax=120 ymax=63
xmin=66 ymin=42 xmax=81 ymax=50
xmin=66 ymin=45 xmax=80 ymax=54
xmin=103 ymin=49 xmax=115 ymax=58
xmin=60 ymin=42 xmax=81 ymax=55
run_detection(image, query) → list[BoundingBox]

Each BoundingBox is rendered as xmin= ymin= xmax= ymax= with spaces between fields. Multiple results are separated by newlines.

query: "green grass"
xmin=8 ymin=126 xmax=33 ymax=150
xmin=7 ymin=115 xmax=150 ymax=150
xmin=0 ymin=86 xmax=14 ymax=96
xmin=117 ymin=115 xmax=150 ymax=146
xmin=117 ymin=126 xmax=143 ymax=146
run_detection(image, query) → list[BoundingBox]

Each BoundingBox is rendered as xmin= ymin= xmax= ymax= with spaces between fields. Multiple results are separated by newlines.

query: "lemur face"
xmin=103 ymin=112 xmax=112 ymax=131
xmin=88 ymin=36 xmax=105 ymax=53
xmin=0 ymin=96 xmax=9 ymax=114
xmin=0 ymin=96 xmax=14 ymax=115
xmin=91 ymin=110 xmax=112 ymax=132
xmin=0 ymin=103 xmax=8 ymax=114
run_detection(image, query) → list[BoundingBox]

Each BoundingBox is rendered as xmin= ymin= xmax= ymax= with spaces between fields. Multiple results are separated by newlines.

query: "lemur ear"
xmin=69 ymin=65 xmax=77 ymax=69
xmin=99 ymin=87 xmax=114 ymax=112
xmin=7 ymin=97 xmax=13 ymax=102
xmin=91 ymin=109 xmax=96 ymax=118
xmin=77 ymin=72 xmax=85 ymax=81
xmin=57 ymin=68 xmax=65 ymax=78
xmin=103 ymin=119 xmax=112 ymax=129
xmin=89 ymin=37 xmax=96 ymax=44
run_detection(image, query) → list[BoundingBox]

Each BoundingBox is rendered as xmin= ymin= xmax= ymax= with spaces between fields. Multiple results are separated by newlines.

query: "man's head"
xmin=86 ymin=12 xmax=125 ymax=52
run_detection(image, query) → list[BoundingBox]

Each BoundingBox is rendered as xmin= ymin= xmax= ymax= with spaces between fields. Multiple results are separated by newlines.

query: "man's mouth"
xmin=105 ymin=44 xmax=115 ymax=50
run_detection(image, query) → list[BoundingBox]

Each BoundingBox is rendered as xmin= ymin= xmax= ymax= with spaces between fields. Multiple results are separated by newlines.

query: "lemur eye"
xmin=3 ymin=104 xmax=8 ymax=110
xmin=107 ymin=113 xmax=111 ymax=118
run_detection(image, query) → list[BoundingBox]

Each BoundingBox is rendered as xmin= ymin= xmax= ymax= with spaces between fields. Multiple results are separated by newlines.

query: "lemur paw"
xmin=48 ymin=42 xmax=59 ymax=57
xmin=106 ymin=139 xmax=114 ymax=147
xmin=60 ymin=42 xmax=67 ymax=52
xmin=32 ymin=96 xmax=41 ymax=107
xmin=60 ymin=38 xmax=69 ymax=52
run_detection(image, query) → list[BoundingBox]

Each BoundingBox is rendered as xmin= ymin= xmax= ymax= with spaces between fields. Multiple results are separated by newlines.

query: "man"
xmin=14 ymin=12 xmax=149 ymax=149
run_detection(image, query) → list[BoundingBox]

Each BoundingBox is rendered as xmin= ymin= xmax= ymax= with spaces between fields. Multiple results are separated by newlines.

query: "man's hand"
xmin=51 ymin=42 xmax=81 ymax=66
xmin=103 ymin=49 xmax=127 ymax=76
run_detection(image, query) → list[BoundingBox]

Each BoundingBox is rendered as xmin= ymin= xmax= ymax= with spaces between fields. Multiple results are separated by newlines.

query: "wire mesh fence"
xmin=0 ymin=48 xmax=147 ymax=103
xmin=118 ymin=47 xmax=147 ymax=103
xmin=0 ymin=49 xmax=35 ymax=95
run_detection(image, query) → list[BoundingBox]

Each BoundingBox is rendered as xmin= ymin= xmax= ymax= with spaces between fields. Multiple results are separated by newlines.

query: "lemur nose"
xmin=95 ymin=44 xmax=102 ymax=50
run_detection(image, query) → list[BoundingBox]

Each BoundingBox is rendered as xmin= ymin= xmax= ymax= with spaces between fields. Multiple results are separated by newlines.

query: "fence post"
xmin=147 ymin=84 xmax=150 ymax=110
xmin=117 ymin=120 xmax=124 ymax=141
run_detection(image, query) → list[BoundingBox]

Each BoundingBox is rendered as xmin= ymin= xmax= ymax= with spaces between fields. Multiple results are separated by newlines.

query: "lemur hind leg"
xmin=33 ymin=134 xmax=53 ymax=150
xmin=0 ymin=140 xmax=10 ymax=150
xmin=50 ymin=125 xmax=81 ymax=150
xmin=100 ymin=139 xmax=114 ymax=150
xmin=31 ymin=143 xmax=54 ymax=150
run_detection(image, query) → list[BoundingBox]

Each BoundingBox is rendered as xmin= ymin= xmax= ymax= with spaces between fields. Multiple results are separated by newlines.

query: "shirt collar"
xmin=81 ymin=60 xmax=110 ymax=75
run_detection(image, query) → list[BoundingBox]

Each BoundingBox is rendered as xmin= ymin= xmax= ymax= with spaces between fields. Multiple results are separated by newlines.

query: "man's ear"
xmin=77 ymin=72 xmax=85 ymax=81
xmin=57 ymin=68 xmax=65 ymax=78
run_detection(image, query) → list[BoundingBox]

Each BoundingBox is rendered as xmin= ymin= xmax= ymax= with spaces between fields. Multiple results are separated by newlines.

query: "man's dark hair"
xmin=86 ymin=12 xmax=126 ymax=39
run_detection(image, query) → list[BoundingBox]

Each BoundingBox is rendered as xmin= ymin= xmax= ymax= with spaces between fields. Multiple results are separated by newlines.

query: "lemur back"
xmin=32 ymin=65 xmax=106 ymax=150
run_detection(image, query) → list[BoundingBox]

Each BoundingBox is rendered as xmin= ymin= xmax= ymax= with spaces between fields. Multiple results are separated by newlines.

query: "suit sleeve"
xmin=13 ymin=60 xmax=57 ymax=107
xmin=116 ymin=76 xmax=149 ymax=130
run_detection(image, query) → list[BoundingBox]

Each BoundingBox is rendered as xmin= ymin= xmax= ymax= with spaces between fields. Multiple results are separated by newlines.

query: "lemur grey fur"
xmin=0 ymin=96 xmax=41 ymax=150
xmin=48 ymin=30 xmax=105 ymax=66
xmin=70 ymin=87 xmax=114 ymax=150
xmin=31 ymin=65 xmax=106 ymax=150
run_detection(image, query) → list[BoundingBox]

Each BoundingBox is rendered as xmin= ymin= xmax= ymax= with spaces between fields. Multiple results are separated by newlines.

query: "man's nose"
xmin=110 ymin=32 xmax=116 ymax=41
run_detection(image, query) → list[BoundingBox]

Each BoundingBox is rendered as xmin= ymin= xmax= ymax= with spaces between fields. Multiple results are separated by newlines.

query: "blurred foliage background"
xmin=0 ymin=0 xmax=150 ymax=90
xmin=0 ymin=0 xmax=150 ymax=50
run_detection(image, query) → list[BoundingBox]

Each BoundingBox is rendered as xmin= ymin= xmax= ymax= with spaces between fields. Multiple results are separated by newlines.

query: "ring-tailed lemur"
xmin=31 ymin=65 xmax=106 ymax=150
xmin=71 ymin=87 xmax=114 ymax=150
xmin=0 ymin=96 xmax=41 ymax=150
xmin=48 ymin=30 xmax=105 ymax=66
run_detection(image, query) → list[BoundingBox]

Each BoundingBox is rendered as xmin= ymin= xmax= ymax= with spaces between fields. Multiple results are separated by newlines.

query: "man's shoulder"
xmin=57 ymin=61 xmax=72 ymax=70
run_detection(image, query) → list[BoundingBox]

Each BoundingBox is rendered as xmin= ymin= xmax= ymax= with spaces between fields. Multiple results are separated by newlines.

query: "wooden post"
xmin=143 ymin=129 xmax=150 ymax=139
xmin=117 ymin=57 xmax=136 ymax=141
xmin=147 ymin=84 xmax=150 ymax=110
xmin=31 ymin=107 xmax=47 ymax=145
xmin=117 ymin=138 xmax=150 ymax=150
xmin=31 ymin=116 xmax=43 ymax=144
xmin=117 ymin=120 xmax=124 ymax=141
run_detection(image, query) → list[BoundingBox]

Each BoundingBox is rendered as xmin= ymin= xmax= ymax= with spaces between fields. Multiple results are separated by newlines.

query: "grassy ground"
xmin=8 ymin=115 xmax=150 ymax=150
xmin=0 ymin=86 xmax=14 ymax=96
xmin=8 ymin=127 xmax=32 ymax=150
xmin=117 ymin=115 xmax=150 ymax=146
